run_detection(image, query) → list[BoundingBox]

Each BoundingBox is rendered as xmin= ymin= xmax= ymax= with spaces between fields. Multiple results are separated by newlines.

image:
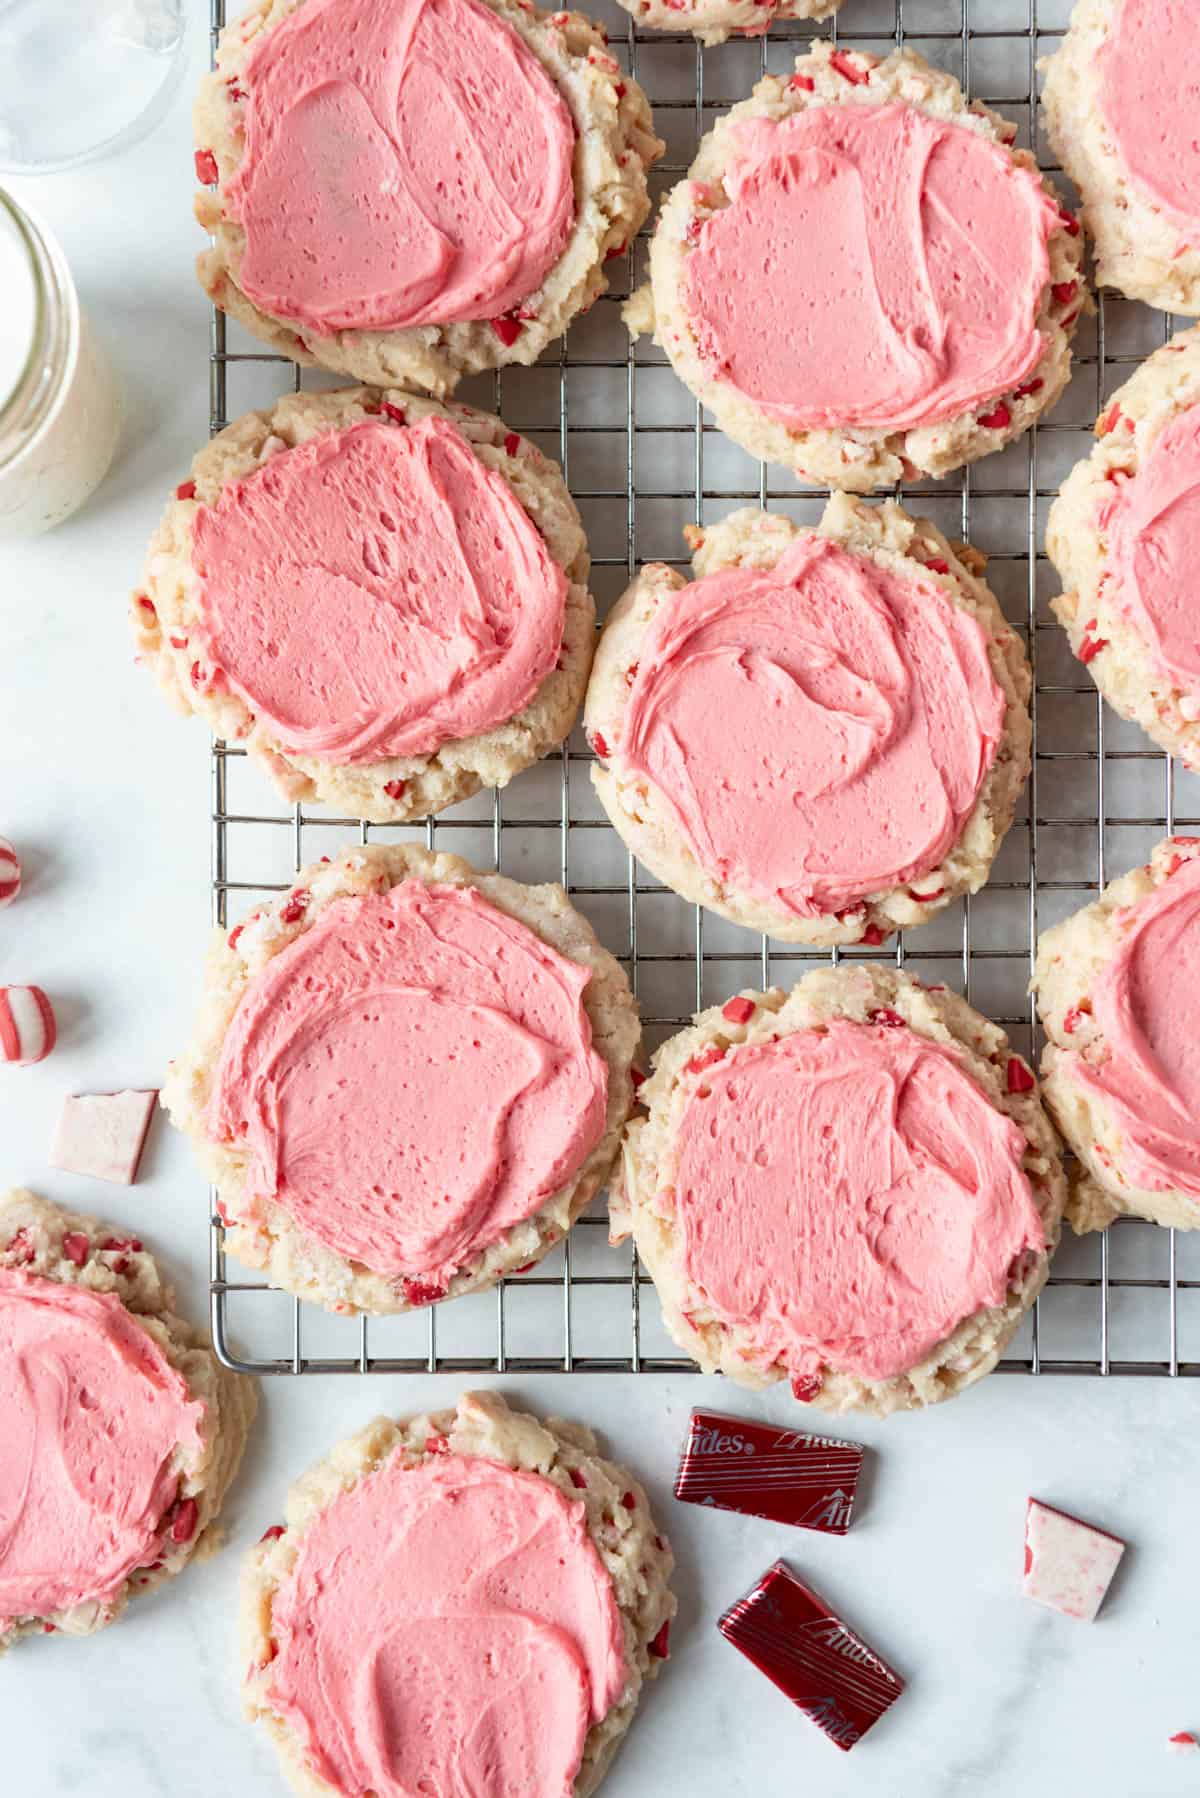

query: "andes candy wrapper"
xmin=675 ymin=1409 xmax=863 ymax=1533
xmin=718 ymin=1561 xmax=903 ymax=1751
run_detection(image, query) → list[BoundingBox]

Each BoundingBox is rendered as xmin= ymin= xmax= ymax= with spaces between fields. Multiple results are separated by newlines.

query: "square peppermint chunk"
xmin=1022 ymin=1498 xmax=1125 ymax=1621
xmin=50 ymin=1090 xmax=158 ymax=1185
xmin=719 ymin=1561 xmax=903 ymax=1750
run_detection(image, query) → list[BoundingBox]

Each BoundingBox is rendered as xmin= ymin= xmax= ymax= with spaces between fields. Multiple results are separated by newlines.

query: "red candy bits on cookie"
xmin=675 ymin=1410 xmax=864 ymax=1534
xmin=1022 ymin=1498 xmax=1125 ymax=1622
xmin=719 ymin=1562 xmax=903 ymax=1750
xmin=0 ymin=986 xmax=56 ymax=1065
xmin=0 ymin=837 xmax=20 ymax=907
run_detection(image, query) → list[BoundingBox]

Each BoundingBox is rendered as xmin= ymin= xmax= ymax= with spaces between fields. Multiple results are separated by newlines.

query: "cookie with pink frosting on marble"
xmin=0 ymin=1188 xmax=256 ymax=1653
xmin=1047 ymin=329 xmax=1200 ymax=768
xmin=1034 ymin=836 xmax=1200 ymax=1234
xmin=1043 ymin=0 xmax=1200 ymax=314
xmin=194 ymin=0 xmax=662 ymax=395
xmin=241 ymin=1389 xmax=675 ymax=1798
xmin=585 ymin=499 xmax=1031 ymax=947
xmin=626 ymin=42 xmax=1084 ymax=492
xmin=132 ymin=388 xmax=595 ymax=823
xmin=164 ymin=843 xmax=640 ymax=1317
xmin=618 ymin=0 xmax=840 ymax=51
xmin=613 ymin=965 xmax=1066 ymax=1418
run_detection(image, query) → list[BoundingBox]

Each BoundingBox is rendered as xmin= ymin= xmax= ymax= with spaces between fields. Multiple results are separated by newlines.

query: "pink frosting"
xmin=616 ymin=534 xmax=1006 ymax=917
xmin=0 ymin=1272 xmax=204 ymax=1626
xmin=267 ymin=1452 xmax=625 ymax=1798
xmin=190 ymin=416 xmax=567 ymax=765
xmin=209 ymin=881 xmax=608 ymax=1283
xmin=669 ymin=1021 xmax=1045 ymax=1382
xmin=1066 ymin=856 xmax=1200 ymax=1198
xmin=681 ymin=103 xmax=1058 ymax=432
xmin=1099 ymin=0 xmax=1200 ymax=241
xmin=1102 ymin=402 xmax=1200 ymax=696
xmin=223 ymin=0 xmax=576 ymax=334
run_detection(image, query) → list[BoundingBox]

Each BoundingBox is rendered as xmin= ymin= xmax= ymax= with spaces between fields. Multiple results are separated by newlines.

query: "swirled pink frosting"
xmin=0 ymin=1272 xmax=204 ymax=1626
xmin=1099 ymin=0 xmax=1200 ymax=241
xmin=267 ymin=1452 xmax=625 ymax=1798
xmin=190 ymin=416 xmax=567 ymax=765
xmin=681 ymin=103 xmax=1058 ymax=432
xmin=1066 ymin=855 xmax=1200 ymax=1198
xmin=669 ymin=1021 xmax=1044 ymax=1382
xmin=224 ymin=0 xmax=576 ymax=334
xmin=1100 ymin=402 xmax=1200 ymax=696
xmin=615 ymin=534 xmax=1006 ymax=917
xmin=209 ymin=881 xmax=608 ymax=1282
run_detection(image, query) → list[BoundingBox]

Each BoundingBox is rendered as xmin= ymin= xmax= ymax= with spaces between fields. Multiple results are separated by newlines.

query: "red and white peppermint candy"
xmin=0 ymin=986 xmax=56 ymax=1065
xmin=0 ymin=837 xmax=19 ymax=907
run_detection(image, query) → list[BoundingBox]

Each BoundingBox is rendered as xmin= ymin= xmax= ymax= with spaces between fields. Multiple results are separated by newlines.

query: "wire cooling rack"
xmin=206 ymin=0 xmax=1200 ymax=1377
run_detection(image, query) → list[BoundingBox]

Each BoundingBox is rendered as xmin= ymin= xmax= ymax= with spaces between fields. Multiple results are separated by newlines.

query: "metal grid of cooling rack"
xmin=206 ymin=0 xmax=1200 ymax=1378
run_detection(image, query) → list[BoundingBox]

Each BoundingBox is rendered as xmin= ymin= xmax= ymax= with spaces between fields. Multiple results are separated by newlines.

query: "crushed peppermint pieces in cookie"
xmin=721 ymin=996 xmax=756 ymax=1026
xmin=490 ymin=311 xmax=525 ymax=347
xmin=1005 ymin=1056 xmax=1036 ymax=1095
xmin=868 ymin=1007 xmax=907 ymax=1029
xmin=860 ymin=923 xmax=889 ymax=946
xmin=400 ymin=1277 xmax=446 ymax=1308
xmin=194 ymin=148 xmax=218 ymax=185
xmin=62 ymin=1232 xmax=90 ymax=1268
xmin=1022 ymin=1498 xmax=1125 ymax=1622
xmin=0 ymin=836 xmax=20 ymax=908
xmin=719 ymin=1562 xmax=903 ymax=1750
xmin=675 ymin=1409 xmax=864 ymax=1533
xmin=503 ymin=432 xmax=521 ymax=457
xmin=1078 ymin=627 xmax=1109 ymax=664
xmin=687 ymin=1046 xmax=726 ymax=1077
xmin=0 ymin=985 xmax=56 ymax=1065
xmin=175 ymin=479 xmax=197 ymax=501
xmin=50 ymin=1090 xmax=159 ymax=1186
xmin=830 ymin=50 xmax=870 ymax=85
xmin=978 ymin=402 xmax=1012 ymax=431
xmin=279 ymin=889 xmax=310 ymax=925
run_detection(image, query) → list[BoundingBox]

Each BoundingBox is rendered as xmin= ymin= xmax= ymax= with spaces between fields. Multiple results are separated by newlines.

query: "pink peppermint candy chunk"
xmin=0 ymin=837 xmax=20 ymax=907
xmin=50 ymin=1090 xmax=159 ymax=1185
xmin=0 ymin=986 xmax=56 ymax=1065
xmin=1022 ymin=1498 xmax=1125 ymax=1621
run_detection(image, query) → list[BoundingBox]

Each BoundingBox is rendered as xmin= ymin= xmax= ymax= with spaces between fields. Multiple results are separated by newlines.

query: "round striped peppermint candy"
xmin=0 ymin=986 xmax=56 ymax=1064
xmin=0 ymin=837 xmax=19 ymax=908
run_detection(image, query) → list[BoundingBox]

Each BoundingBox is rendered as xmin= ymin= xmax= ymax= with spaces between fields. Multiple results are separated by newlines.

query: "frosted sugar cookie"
xmin=585 ymin=499 xmax=1031 ymax=946
xmin=1034 ymin=836 xmax=1200 ymax=1232
xmin=626 ymin=42 xmax=1084 ymax=491
xmin=195 ymin=0 xmax=662 ymax=393
xmin=164 ymin=844 xmax=640 ymax=1315
xmin=132 ymin=388 xmax=593 ymax=822
xmin=242 ymin=1390 xmax=674 ymax=1798
xmin=1043 ymin=0 xmax=1200 ymax=313
xmin=1047 ymin=328 xmax=1200 ymax=767
xmin=0 ymin=1188 xmax=255 ymax=1652
xmin=613 ymin=966 xmax=1066 ymax=1417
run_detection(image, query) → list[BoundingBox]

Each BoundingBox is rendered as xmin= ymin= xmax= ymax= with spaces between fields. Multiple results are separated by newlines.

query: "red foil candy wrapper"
xmin=719 ymin=1561 xmax=903 ymax=1751
xmin=674 ymin=1409 xmax=863 ymax=1533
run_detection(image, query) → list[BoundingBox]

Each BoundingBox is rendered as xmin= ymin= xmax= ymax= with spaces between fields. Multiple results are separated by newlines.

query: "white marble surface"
xmin=3 ymin=5 xmax=1200 ymax=1796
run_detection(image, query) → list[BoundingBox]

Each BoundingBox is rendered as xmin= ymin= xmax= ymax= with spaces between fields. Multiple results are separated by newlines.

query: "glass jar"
xmin=0 ymin=190 xmax=122 ymax=538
